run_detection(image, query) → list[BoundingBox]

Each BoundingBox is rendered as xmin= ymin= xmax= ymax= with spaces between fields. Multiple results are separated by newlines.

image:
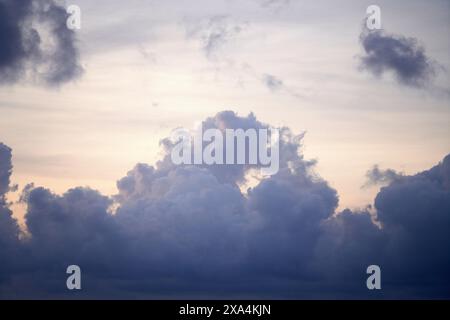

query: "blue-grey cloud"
xmin=0 ymin=143 xmax=22 ymax=285
xmin=359 ymin=30 xmax=436 ymax=87
xmin=185 ymin=15 xmax=247 ymax=60
xmin=0 ymin=0 xmax=83 ymax=86
xmin=0 ymin=143 xmax=13 ymax=197
xmin=0 ymin=112 xmax=449 ymax=298
xmin=158 ymin=111 xmax=306 ymax=185
xmin=243 ymin=64 xmax=304 ymax=98
xmin=363 ymin=165 xmax=403 ymax=188
xmin=262 ymin=73 xmax=284 ymax=91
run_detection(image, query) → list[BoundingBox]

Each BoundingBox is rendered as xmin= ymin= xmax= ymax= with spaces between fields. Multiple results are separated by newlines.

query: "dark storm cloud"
xmin=0 ymin=0 xmax=83 ymax=86
xmin=359 ymin=30 xmax=436 ymax=87
xmin=0 ymin=143 xmax=22 ymax=285
xmin=372 ymin=155 xmax=450 ymax=296
xmin=321 ymin=155 xmax=450 ymax=297
xmin=0 ymin=112 xmax=449 ymax=298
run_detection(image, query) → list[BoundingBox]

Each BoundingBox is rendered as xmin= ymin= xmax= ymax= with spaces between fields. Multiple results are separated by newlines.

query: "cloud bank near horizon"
xmin=0 ymin=111 xmax=449 ymax=299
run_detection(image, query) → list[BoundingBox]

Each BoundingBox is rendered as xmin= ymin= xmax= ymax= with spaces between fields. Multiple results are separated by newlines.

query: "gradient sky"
xmin=1 ymin=0 xmax=449 ymax=221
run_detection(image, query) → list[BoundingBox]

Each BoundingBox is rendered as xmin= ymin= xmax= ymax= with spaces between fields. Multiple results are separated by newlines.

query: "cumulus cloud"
xmin=0 ymin=112 xmax=449 ymax=298
xmin=0 ymin=0 xmax=83 ymax=86
xmin=314 ymin=156 xmax=450 ymax=297
xmin=359 ymin=30 xmax=436 ymax=88
xmin=373 ymin=156 xmax=450 ymax=294
xmin=158 ymin=111 xmax=308 ymax=185
xmin=0 ymin=144 xmax=22 ymax=286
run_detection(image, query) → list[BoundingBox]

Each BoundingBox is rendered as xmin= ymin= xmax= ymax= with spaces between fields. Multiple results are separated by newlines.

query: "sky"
xmin=0 ymin=0 xmax=449 ymax=298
